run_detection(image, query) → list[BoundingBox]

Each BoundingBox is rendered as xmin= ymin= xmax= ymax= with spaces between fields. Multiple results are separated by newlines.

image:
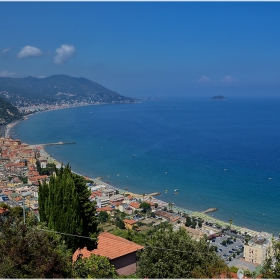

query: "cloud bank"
xmin=221 ymin=75 xmax=238 ymax=85
xmin=0 ymin=70 xmax=16 ymax=77
xmin=17 ymin=45 xmax=43 ymax=58
xmin=196 ymin=75 xmax=238 ymax=86
xmin=196 ymin=75 xmax=211 ymax=83
xmin=53 ymin=44 xmax=76 ymax=65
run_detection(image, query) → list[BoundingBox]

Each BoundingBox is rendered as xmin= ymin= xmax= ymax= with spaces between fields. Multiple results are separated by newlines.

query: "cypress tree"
xmin=38 ymin=164 xmax=98 ymax=251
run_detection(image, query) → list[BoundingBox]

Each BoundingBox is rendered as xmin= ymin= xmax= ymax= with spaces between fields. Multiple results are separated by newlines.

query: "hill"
xmin=211 ymin=95 xmax=226 ymax=100
xmin=0 ymin=75 xmax=135 ymax=107
xmin=0 ymin=97 xmax=23 ymax=125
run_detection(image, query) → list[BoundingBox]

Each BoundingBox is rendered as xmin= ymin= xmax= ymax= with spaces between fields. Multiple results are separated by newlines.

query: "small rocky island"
xmin=211 ymin=95 xmax=226 ymax=100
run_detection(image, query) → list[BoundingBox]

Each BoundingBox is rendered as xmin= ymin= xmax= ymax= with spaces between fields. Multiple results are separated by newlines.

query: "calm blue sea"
xmin=10 ymin=96 xmax=280 ymax=235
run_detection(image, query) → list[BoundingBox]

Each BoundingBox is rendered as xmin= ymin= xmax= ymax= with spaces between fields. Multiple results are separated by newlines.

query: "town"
xmin=0 ymin=136 xmax=276 ymax=278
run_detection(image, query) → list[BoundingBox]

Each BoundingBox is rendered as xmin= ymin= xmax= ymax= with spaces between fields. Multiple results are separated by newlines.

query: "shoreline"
xmin=30 ymin=144 xmax=260 ymax=235
xmin=7 ymin=106 xmax=268 ymax=237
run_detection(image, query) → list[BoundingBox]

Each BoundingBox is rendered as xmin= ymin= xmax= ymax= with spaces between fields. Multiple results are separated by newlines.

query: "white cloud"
xmin=53 ymin=44 xmax=76 ymax=65
xmin=1 ymin=48 xmax=12 ymax=59
xmin=196 ymin=75 xmax=211 ymax=83
xmin=17 ymin=45 xmax=43 ymax=58
xmin=221 ymin=75 xmax=238 ymax=85
xmin=0 ymin=70 xmax=16 ymax=77
xmin=2 ymin=48 xmax=11 ymax=54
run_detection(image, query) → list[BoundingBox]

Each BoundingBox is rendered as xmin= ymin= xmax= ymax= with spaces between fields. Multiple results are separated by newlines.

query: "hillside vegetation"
xmin=0 ymin=75 xmax=134 ymax=107
xmin=0 ymin=97 xmax=22 ymax=124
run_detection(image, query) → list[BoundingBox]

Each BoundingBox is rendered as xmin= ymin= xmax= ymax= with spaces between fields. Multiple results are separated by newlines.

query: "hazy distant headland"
xmin=0 ymin=75 xmax=135 ymax=109
xmin=211 ymin=95 xmax=226 ymax=100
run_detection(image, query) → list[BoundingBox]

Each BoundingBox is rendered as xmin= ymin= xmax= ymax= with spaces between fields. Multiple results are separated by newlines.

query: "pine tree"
xmin=38 ymin=164 xmax=98 ymax=251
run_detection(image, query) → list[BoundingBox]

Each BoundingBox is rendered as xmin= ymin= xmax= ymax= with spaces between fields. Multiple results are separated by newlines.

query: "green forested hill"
xmin=0 ymin=97 xmax=22 ymax=124
xmin=0 ymin=75 xmax=134 ymax=106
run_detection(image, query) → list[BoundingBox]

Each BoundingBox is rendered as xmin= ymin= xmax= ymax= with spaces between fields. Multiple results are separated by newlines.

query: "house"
xmin=96 ymin=206 xmax=114 ymax=215
xmin=123 ymin=219 xmax=138 ymax=230
xmin=119 ymin=203 xmax=129 ymax=213
xmin=72 ymin=231 xmax=144 ymax=276
xmin=129 ymin=201 xmax=140 ymax=212
xmin=111 ymin=200 xmax=123 ymax=210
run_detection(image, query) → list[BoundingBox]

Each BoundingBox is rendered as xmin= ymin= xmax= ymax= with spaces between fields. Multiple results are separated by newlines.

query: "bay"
xmin=10 ymin=96 xmax=280 ymax=235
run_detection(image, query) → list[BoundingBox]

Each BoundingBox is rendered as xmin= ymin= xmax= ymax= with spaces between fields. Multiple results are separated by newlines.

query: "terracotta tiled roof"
xmin=91 ymin=191 xmax=102 ymax=198
xmin=111 ymin=201 xmax=123 ymax=206
xmin=170 ymin=216 xmax=180 ymax=222
xmin=0 ymin=207 xmax=9 ymax=214
xmin=129 ymin=202 xmax=140 ymax=209
xmin=123 ymin=219 xmax=137 ymax=225
xmin=96 ymin=206 xmax=114 ymax=212
xmin=73 ymin=232 xmax=143 ymax=261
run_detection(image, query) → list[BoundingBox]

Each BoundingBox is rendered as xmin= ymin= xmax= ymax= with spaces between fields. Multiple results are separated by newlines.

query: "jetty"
xmin=147 ymin=192 xmax=161 ymax=197
xmin=202 ymin=207 xmax=218 ymax=214
xmin=40 ymin=141 xmax=76 ymax=146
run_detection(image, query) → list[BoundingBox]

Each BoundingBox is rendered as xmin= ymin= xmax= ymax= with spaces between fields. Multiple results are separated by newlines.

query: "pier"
xmin=202 ymin=207 xmax=218 ymax=214
xmin=44 ymin=141 xmax=76 ymax=146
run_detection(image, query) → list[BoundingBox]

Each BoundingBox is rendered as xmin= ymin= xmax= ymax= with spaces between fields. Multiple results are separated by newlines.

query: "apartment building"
xmin=244 ymin=232 xmax=273 ymax=264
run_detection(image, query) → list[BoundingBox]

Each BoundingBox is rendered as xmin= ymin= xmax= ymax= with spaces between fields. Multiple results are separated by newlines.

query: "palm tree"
xmin=229 ymin=219 xmax=233 ymax=229
xmin=168 ymin=203 xmax=173 ymax=212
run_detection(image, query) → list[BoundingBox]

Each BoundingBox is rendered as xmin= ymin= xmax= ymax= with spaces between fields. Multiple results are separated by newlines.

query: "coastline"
xmin=7 ymin=106 xmax=267 ymax=237
xmin=30 ymin=144 xmax=260 ymax=235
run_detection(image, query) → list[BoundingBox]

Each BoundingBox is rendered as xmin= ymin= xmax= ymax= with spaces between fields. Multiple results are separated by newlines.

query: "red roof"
xmin=73 ymin=232 xmax=143 ymax=261
xmin=0 ymin=207 xmax=9 ymax=214
xmin=123 ymin=219 xmax=137 ymax=225
xmin=96 ymin=206 xmax=114 ymax=212
xmin=111 ymin=201 xmax=123 ymax=206
xmin=129 ymin=202 xmax=140 ymax=209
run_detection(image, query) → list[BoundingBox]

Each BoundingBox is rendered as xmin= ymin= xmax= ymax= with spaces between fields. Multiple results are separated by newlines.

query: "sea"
xmin=10 ymin=96 xmax=280 ymax=235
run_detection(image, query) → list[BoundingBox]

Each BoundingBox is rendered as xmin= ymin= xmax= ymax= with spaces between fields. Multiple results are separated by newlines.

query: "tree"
xmin=229 ymin=219 xmax=233 ymax=229
xmin=98 ymin=211 xmax=109 ymax=223
xmin=185 ymin=216 xmax=192 ymax=227
xmin=9 ymin=206 xmax=23 ymax=219
xmin=73 ymin=254 xmax=118 ymax=278
xmin=36 ymin=159 xmax=42 ymax=174
xmin=0 ymin=217 xmax=73 ymax=278
xmin=38 ymin=164 xmax=98 ymax=251
xmin=168 ymin=202 xmax=173 ymax=212
xmin=140 ymin=201 xmax=151 ymax=213
xmin=115 ymin=217 xmax=126 ymax=229
xmin=262 ymin=239 xmax=280 ymax=278
xmin=150 ymin=212 xmax=156 ymax=218
xmin=137 ymin=227 xmax=228 ymax=278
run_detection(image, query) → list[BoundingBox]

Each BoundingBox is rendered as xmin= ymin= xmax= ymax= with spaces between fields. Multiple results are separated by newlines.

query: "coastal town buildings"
xmin=244 ymin=232 xmax=273 ymax=264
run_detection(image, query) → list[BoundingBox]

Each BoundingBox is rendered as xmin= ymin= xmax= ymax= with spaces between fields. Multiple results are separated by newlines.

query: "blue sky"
xmin=1 ymin=2 xmax=280 ymax=97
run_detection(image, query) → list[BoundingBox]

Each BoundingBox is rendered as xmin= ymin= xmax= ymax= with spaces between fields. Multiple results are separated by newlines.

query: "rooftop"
xmin=73 ymin=232 xmax=143 ymax=261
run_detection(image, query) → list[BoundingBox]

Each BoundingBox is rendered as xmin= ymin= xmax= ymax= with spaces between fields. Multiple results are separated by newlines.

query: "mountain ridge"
xmin=0 ymin=97 xmax=23 ymax=125
xmin=0 ymin=75 xmax=135 ymax=107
